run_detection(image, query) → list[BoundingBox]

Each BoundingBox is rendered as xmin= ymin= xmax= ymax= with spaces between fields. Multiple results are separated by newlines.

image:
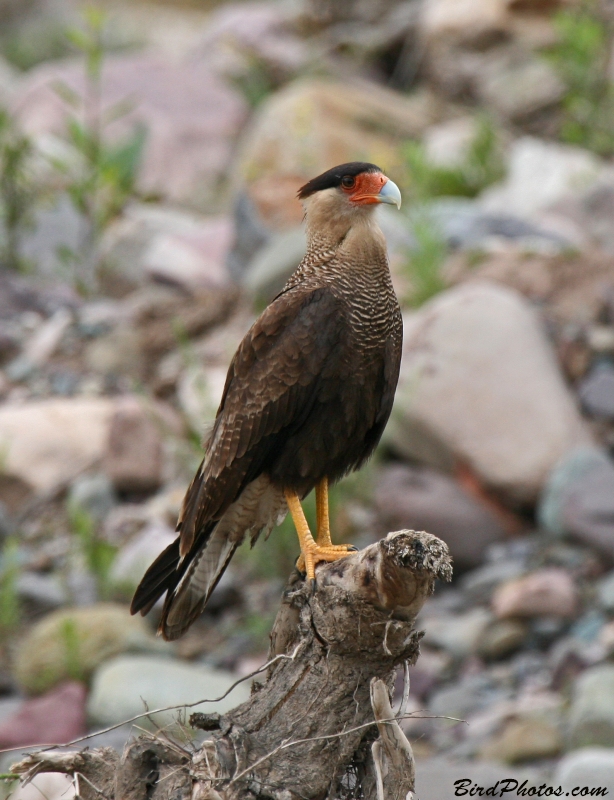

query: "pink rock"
xmin=196 ymin=2 xmax=307 ymax=76
xmin=12 ymin=55 xmax=248 ymax=206
xmin=0 ymin=682 xmax=86 ymax=748
xmin=493 ymin=568 xmax=578 ymax=619
xmin=142 ymin=216 xmax=234 ymax=291
xmin=104 ymin=396 xmax=163 ymax=494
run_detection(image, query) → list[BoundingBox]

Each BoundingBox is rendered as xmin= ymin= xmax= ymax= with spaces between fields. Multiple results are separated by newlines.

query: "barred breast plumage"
xmin=131 ymin=162 xmax=403 ymax=640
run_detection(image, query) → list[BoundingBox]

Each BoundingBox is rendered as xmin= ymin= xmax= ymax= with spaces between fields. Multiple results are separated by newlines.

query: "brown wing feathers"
xmin=130 ymin=289 xmax=345 ymax=631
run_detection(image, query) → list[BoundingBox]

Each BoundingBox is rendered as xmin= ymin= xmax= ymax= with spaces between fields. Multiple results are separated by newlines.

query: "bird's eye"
xmin=341 ymin=176 xmax=355 ymax=189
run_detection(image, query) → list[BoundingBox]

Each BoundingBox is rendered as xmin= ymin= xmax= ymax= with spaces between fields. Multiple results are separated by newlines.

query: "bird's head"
xmin=298 ymin=162 xmax=401 ymax=219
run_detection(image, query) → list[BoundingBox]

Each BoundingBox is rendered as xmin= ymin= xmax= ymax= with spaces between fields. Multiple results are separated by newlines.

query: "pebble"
xmin=578 ymin=362 xmax=614 ymax=420
xmin=492 ymin=569 xmax=578 ymax=619
xmin=414 ymin=756 xmax=541 ymax=800
xmin=423 ymin=608 xmax=493 ymax=659
xmin=110 ymin=521 xmax=176 ymax=590
xmin=16 ymin=571 xmax=68 ymax=609
xmin=480 ymin=136 xmax=605 ymax=219
xmin=598 ymin=570 xmax=614 ymax=612
xmin=481 ymin=717 xmax=562 ymax=763
xmin=429 ymin=673 xmax=507 ymax=721
xmin=374 ymin=464 xmax=506 ymax=572
xmin=461 ymin=561 xmax=526 ymax=604
xmin=569 ymin=664 xmax=614 ymax=748
xmin=555 ymin=747 xmax=614 ymax=793
xmin=476 ymin=619 xmax=527 ymax=661
xmin=539 ymin=446 xmax=614 ymax=558
xmin=68 ymin=473 xmax=117 ymax=522
xmin=104 ymin=396 xmax=163 ymax=494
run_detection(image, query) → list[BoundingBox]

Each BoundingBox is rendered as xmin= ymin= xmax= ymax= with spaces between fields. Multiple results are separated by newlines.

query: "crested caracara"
xmin=131 ymin=162 xmax=403 ymax=640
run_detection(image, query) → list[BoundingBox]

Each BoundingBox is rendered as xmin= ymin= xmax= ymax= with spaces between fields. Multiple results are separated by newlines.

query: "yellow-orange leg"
xmin=286 ymin=479 xmax=355 ymax=582
xmin=315 ymin=477 xmax=351 ymax=552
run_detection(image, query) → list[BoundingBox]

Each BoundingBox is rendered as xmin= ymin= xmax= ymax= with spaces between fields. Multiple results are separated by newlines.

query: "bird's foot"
xmin=296 ymin=543 xmax=357 ymax=580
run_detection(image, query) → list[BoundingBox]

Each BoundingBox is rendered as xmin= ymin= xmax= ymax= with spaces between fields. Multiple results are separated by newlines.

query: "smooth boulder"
xmin=0 ymin=398 xmax=115 ymax=494
xmin=12 ymin=54 xmax=248 ymax=208
xmin=374 ymin=464 xmax=506 ymax=571
xmin=88 ymin=655 xmax=251 ymax=731
xmin=386 ymin=282 xmax=591 ymax=503
xmin=14 ymin=603 xmax=168 ymax=695
xmin=569 ymin=665 xmax=614 ymax=748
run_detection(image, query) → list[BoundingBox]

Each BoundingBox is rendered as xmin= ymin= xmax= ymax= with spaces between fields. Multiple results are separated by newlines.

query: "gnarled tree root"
xmin=12 ymin=530 xmax=452 ymax=800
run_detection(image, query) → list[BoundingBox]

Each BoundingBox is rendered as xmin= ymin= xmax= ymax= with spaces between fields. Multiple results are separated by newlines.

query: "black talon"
xmin=348 ymin=546 xmax=358 ymax=551
xmin=310 ymin=578 xmax=317 ymax=595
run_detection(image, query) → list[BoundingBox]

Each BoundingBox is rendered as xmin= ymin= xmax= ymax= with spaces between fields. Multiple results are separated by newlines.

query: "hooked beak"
xmin=376 ymin=178 xmax=402 ymax=209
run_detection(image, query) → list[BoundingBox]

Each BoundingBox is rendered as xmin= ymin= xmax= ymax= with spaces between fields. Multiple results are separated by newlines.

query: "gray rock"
xmin=0 ymin=56 xmax=18 ymax=107
xmin=429 ymin=673 xmax=508 ymax=721
xmin=87 ymin=655 xmax=251 ymax=731
xmin=16 ymin=571 xmax=67 ymax=609
xmin=425 ymin=197 xmax=569 ymax=252
xmin=475 ymin=48 xmax=564 ymax=122
xmin=569 ymin=665 xmax=614 ymax=748
xmin=101 ymin=205 xmax=234 ymax=293
xmin=141 ymin=216 xmax=234 ymax=292
xmin=423 ymin=608 xmax=493 ymax=658
xmin=6 ymin=307 xmax=73 ymax=380
xmin=387 ymin=282 xmax=591 ymax=503
xmin=374 ymin=464 xmax=506 ymax=571
xmin=68 ymin=473 xmax=117 ymax=522
xmin=414 ymin=757 xmax=542 ymax=800
xmin=0 ymin=696 xmax=23 ymax=727
xmin=578 ymin=363 xmax=614 ymax=419
xmin=570 ymin=610 xmax=608 ymax=644
xmin=480 ymin=137 xmax=608 ymax=221
xmin=461 ymin=561 xmax=526 ymax=604
xmin=420 ymin=0 xmax=509 ymax=48
xmin=598 ymin=571 xmax=614 ymax=613
xmin=243 ymin=226 xmax=306 ymax=302
xmin=555 ymin=748 xmax=614 ymax=794
xmin=195 ymin=2 xmax=307 ymax=77
xmin=226 ymin=192 xmax=270 ymax=280
xmin=539 ymin=446 xmax=614 ymax=558
xmin=476 ymin=619 xmax=527 ymax=661
xmin=84 ymin=323 xmax=144 ymax=378
xmin=177 ymin=364 xmax=228 ymax=436
xmin=77 ymin=300 xmax=122 ymax=338
xmin=423 ymin=117 xmax=481 ymax=168
xmin=110 ymin=521 xmax=176 ymax=591
xmin=537 ymin=181 xmax=614 ymax=254
xmin=83 ymin=723 xmax=135 ymax=751
xmin=17 ymin=194 xmax=83 ymax=279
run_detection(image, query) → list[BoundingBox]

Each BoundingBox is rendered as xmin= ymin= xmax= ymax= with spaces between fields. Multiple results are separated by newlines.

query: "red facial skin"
xmin=342 ymin=172 xmax=388 ymax=205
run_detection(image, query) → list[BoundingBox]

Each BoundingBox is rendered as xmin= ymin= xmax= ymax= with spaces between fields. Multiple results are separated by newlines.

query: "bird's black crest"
xmin=298 ymin=162 xmax=382 ymax=199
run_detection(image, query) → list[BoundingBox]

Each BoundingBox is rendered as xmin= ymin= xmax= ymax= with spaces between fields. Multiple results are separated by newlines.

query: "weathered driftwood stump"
xmin=12 ymin=530 xmax=452 ymax=800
